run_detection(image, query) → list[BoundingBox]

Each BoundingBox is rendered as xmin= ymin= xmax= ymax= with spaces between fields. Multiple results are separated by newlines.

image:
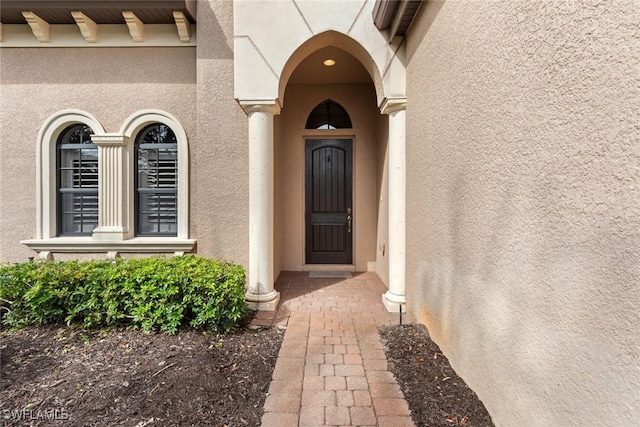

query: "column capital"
xmin=238 ymin=99 xmax=281 ymax=115
xmin=91 ymin=133 xmax=129 ymax=146
xmin=380 ymin=97 xmax=407 ymax=115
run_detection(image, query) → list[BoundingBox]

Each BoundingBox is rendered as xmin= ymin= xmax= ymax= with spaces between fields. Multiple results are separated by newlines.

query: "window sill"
xmin=21 ymin=237 xmax=196 ymax=256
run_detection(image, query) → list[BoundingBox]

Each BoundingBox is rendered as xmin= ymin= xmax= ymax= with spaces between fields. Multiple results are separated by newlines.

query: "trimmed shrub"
xmin=0 ymin=256 xmax=248 ymax=334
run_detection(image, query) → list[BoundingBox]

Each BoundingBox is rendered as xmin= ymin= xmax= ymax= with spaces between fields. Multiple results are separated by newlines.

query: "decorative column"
xmin=240 ymin=101 xmax=281 ymax=310
xmin=381 ymin=98 xmax=407 ymax=312
xmin=91 ymin=134 xmax=128 ymax=241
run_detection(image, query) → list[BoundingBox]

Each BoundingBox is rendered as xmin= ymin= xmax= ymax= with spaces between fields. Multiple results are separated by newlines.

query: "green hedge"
xmin=0 ymin=255 xmax=249 ymax=334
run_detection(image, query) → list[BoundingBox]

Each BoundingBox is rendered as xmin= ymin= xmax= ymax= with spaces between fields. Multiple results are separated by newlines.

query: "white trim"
xmin=21 ymin=237 xmax=195 ymax=253
xmin=35 ymin=109 xmax=106 ymax=239
xmin=27 ymin=109 xmax=193 ymax=258
xmin=119 ymin=110 xmax=190 ymax=240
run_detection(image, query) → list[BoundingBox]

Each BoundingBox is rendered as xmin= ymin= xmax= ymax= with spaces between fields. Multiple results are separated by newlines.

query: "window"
xmin=56 ymin=124 xmax=98 ymax=236
xmin=306 ymin=99 xmax=352 ymax=129
xmin=135 ymin=123 xmax=178 ymax=236
xmin=23 ymin=109 xmax=193 ymax=258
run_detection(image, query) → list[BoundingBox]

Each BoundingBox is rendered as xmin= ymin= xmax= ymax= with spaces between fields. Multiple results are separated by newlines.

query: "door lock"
xmin=347 ymin=208 xmax=352 ymax=233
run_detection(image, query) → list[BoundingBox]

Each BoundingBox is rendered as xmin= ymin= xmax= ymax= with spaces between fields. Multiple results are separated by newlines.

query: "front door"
xmin=305 ymin=139 xmax=353 ymax=264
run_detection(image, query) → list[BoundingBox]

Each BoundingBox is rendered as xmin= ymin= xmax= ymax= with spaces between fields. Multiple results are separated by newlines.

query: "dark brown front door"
xmin=305 ymin=139 xmax=353 ymax=264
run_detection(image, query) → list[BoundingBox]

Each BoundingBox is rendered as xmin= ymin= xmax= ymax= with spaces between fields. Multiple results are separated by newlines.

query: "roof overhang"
xmin=0 ymin=0 xmax=196 ymax=24
xmin=372 ymin=0 xmax=421 ymax=41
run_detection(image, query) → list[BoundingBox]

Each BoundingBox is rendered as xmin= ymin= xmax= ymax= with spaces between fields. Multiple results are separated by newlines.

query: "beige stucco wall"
xmin=404 ymin=1 xmax=639 ymax=425
xmin=194 ymin=0 xmax=249 ymax=266
xmin=0 ymin=1 xmax=249 ymax=266
xmin=0 ymin=46 xmax=197 ymax=262
xmin=276 ymin=83 xmax=381 ymax=273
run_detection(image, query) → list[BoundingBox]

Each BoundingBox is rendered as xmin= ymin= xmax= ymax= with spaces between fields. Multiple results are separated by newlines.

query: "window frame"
xmin=134 ymin=123 xmax=179 ymax=237
xmin=56 ymin=123 xmax=99 ymax=236
xmin=35 ymin=109 xmax=106 ymax=239
xmin=305 ymin=99 xmax=353 ymax=130
xmin=22 ymin=109 xmax=194 ymax=257
xmin=120 ymin=110 xmax=190 ymax=240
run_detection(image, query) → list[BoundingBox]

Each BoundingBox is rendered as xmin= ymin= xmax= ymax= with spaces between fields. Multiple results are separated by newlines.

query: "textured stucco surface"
xmin=233 ymin=0 xmax=404 ymax=106
xmin=405 ymin=1 xmax=639 ymax=425
xmin=277 ymin=82 xmax=383 ymax=273
xmin=194 ymin=0 xmax=249 ymax=266
xmin=0 ymin=1 xmax=249 ymax=266
xmin=0 ymin=47 xmax=197 ymax=262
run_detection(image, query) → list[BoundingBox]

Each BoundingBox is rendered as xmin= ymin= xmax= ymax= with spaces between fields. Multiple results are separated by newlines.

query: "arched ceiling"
xmin=288 ymin=46 xmax=372 ymax=85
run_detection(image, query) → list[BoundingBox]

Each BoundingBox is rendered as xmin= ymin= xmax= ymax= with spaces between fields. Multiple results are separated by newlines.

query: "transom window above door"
xmin=306 ymin=99 xmax=352 ymax=129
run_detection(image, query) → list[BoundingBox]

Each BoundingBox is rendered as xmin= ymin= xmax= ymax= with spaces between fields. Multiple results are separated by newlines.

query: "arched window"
xmin=135 ymin=123 xmax=178 ymax=236
xmin=56 ymin=124 xmax=98 ymax=236
xmin=305 ymin=99 xmax=352 ymax=129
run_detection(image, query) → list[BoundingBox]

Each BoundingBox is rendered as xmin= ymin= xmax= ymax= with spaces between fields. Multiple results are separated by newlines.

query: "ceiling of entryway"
xmin=288 ymin=46 xmax=372 ymax=85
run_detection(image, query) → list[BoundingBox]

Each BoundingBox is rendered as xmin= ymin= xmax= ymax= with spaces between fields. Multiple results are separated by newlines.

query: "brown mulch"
xmin=0 ymin=325 xmax=284 ymax=427
xmin=380 ymin=324 xmax=494 ymax=427
xmin=2 ymin=322 xmax=494 ymax=427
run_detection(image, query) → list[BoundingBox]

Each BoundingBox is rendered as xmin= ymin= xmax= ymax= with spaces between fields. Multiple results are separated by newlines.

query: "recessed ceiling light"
xmin=323 ymin=59 xmax=336 ymax=67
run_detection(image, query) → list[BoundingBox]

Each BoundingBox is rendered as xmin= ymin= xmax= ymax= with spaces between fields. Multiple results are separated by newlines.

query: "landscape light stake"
xmin=399 ymin=304 xmax=403 ymax=325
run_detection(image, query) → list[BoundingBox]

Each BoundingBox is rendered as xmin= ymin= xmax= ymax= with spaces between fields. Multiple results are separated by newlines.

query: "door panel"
xmin=305 ymin=139 xmax=353 ymax=264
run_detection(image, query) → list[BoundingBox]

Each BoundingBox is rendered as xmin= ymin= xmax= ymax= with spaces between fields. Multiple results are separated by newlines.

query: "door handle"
xmin=347 ymin=208 xmax=352 ymax=233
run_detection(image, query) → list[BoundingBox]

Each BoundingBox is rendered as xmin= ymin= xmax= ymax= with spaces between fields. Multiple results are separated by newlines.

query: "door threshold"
xmin=302 ymin=264 xmax=356 ymax=272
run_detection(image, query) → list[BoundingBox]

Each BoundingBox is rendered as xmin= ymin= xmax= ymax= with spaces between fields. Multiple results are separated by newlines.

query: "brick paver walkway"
xmin=251 ymin=271 xmax=415 ymax=427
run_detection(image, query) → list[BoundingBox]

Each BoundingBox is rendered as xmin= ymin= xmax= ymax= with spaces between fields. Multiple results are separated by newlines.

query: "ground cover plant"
xmin=0 ymin=256 xmax=248 ymax=334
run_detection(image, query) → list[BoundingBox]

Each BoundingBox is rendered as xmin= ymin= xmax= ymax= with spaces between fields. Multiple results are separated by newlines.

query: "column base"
xmin=245 ymin=290 xmax=280 ymax=311
xmin=382 ymin=290 xmax=406 ymax=313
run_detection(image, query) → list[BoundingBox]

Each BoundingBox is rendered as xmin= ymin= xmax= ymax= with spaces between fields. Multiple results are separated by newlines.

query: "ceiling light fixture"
xmin=323 ymin=59 xmax=336 ymax=67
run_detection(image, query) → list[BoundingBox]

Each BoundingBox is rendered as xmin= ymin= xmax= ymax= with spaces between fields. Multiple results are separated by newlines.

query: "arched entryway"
xmin=234 ymin=1 xmax=408 ymax=311
xmin=275 ymin=45 xmax=381 ymax=277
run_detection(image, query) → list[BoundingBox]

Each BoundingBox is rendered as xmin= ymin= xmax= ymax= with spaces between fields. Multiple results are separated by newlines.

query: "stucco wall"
xmin=405 ymin=1 xmax=639 ymax=425
xmin=0 ymin=46 xmax=196 ymax=262
xmin=277 ymin=83 xmax=381 ymax=272
xmin=194 ymin=0 xmax=249 ymax=266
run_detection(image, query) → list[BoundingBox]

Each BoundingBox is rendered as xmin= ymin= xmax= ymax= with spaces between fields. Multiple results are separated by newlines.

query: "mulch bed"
xmin=380 ymin=324 xmax=494 ymax=427
xmin=2 ymin=322 xmax=494 ymax=427
xmin=0 ymin=325 xmax=283 ymax=426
